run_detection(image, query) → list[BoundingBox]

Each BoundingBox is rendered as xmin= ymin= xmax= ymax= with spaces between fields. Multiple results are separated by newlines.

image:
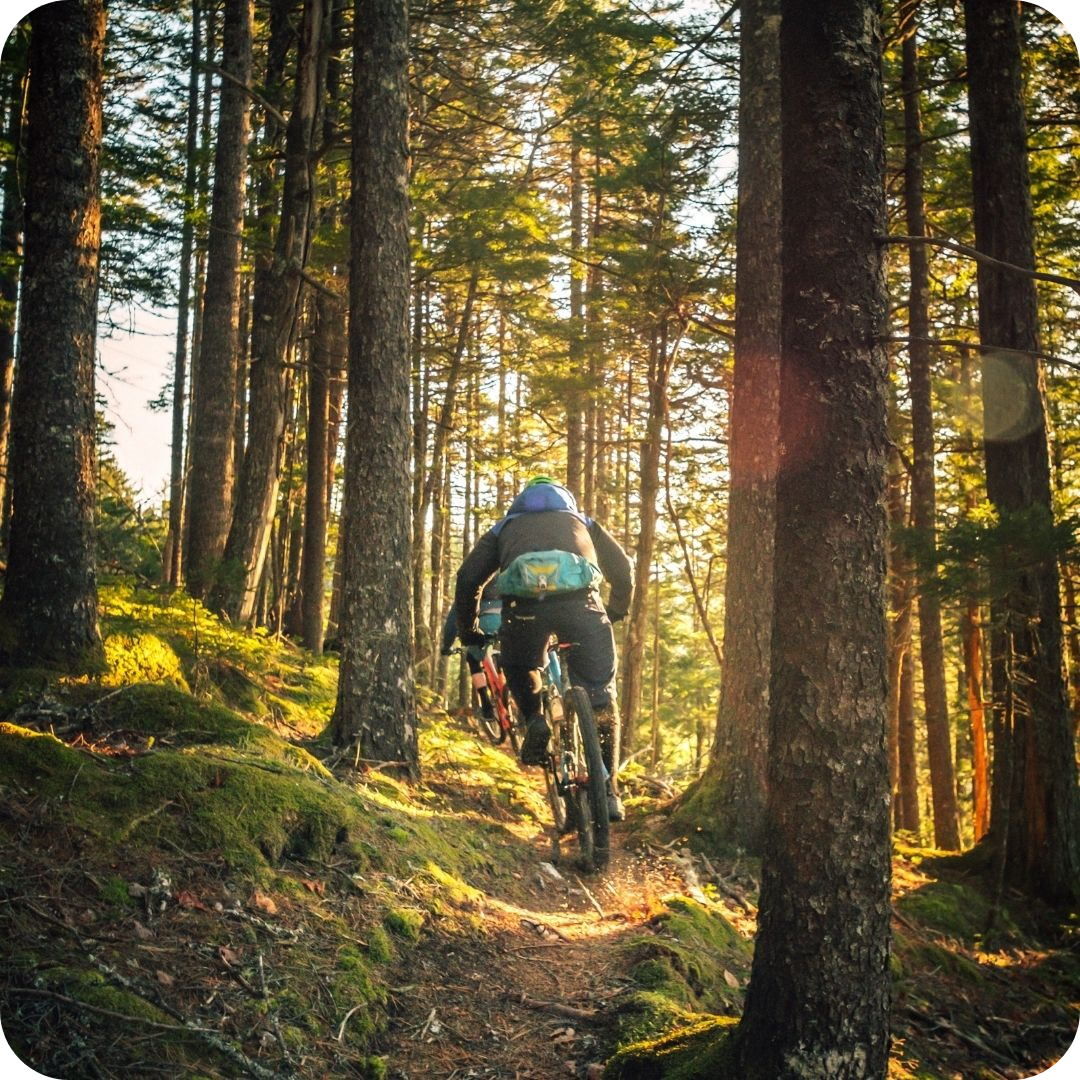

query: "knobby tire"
xmin=544 ymin=691 xmax=570 ymax=835
xmin=566 ymin=686 xmax=610 ymax=872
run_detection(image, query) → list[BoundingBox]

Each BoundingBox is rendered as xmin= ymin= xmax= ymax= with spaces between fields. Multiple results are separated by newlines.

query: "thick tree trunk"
xmin=331 ymin=0 xmax=417 ymax=777
xmin=0 ymin=0 xmax=105 ymax=670
xmin=734 ymin=0 xmax=892 ymax=1073
xmin=184 ymin=0 xmax=252 ymax=598
xmin=965 ymin=0 xmax=1080 ymax=905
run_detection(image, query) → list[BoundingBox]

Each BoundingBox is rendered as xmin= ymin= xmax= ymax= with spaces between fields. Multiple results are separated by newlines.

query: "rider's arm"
xmin=455 ymin=528 xmax=500 ymax=638
xmin=589 ymin=520 xmax=634 ymax=618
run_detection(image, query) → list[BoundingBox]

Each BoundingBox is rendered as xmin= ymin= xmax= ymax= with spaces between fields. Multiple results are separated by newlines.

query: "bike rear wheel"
xmin=502 ymin=683 xmax=521 ymax=755
xmin=474 ymin=687 xmax=503 ymax=744
xmin=543 ymin=694 xmax=570 ymax=835
xmin=565 ymin=686 xmax=610 ymax=871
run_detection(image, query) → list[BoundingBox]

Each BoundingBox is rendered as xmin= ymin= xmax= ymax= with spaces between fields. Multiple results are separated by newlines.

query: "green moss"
xmin=102 ymin=633 xmax=188 ymax=691
xmin=605 ymin=1015 xmax=739 ymax=1080
xmin=0 ymin=724 xmax=91 ymax=793
xmin=98 ymin=875 xmax=132 ymax=908
xmin=366 ymin=926 xmax=395 ymax=964
xmin=337 ymin=945 xmax=366 ymax=971
xmin=620 ymin=896 xmax=750 ymax=1015
xmin=896 ymin=882 xmax=1016 ymax=944
xmin=893 ymin=935 xmax=990 ymax=987
xmin=615 ymin=990 xmax=703 ymax=1045
xmin=384 ymin=908 xmax=424 ymax=941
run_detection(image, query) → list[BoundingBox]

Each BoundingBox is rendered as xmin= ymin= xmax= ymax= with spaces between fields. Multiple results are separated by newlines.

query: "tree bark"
xmin=733 ymin=0 xmax=892 ymax=1073
xmin=965 ymin=0 xmax=1080 ymax=904
xmin=165 ymin=0 xmax=203 ymax=588
xmin=331 ymin=0 xmax=417 ymax=777
xmin=682 ymin=0 xmax=779 ymax=852
xmin=184 ymin=0 xmax=252 ymax=599
xmin=0 ymin=39 xmax=27 ymax=550
xmin=621 ymin=319 xmax=677 ymax=755
xmin=216 ymin=0 xmax=324 ymax=623
xmin=903 ymin=0 xmax=960 ymax=850
xmin=0 ymin=0 xmax=105 ymax=671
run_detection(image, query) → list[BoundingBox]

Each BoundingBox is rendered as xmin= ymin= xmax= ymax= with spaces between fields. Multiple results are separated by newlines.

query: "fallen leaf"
xmin=585 ymin=1066 xmax=605 ymax=1080
xmin=133 ymin=920 xmax=154 ymax=941
xmin=219 ymin=946 xmax=241 ymax=967
xmin=723 ymin=969 xmax=740 ymax=989
xmin=176 ymin=889 xmax=208 ymax=911
xmin=155 ymin=970 xmax=174 ymax=987
xmin=249 ymin=891 xmax=278 ymax=915
xmin=302 ymin=879 xmax=326 ymax=896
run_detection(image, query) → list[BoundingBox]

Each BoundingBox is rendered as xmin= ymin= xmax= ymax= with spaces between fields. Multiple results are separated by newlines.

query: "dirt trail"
xmin=379 ymin=811 xmax=694 ymax=1080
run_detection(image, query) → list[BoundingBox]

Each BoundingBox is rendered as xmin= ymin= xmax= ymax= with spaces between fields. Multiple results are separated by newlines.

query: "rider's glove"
xmin=605 ymin=605 xmax=626 ymax=623
xmin=460 ymin=628 xmax=488 ymax=649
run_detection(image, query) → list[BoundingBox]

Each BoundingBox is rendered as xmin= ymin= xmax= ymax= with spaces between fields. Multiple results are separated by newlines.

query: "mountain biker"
xmin=440 ymin=578 xmax=502 ymax=720
xmin=454 ymin=476 xmax=633 ymax=820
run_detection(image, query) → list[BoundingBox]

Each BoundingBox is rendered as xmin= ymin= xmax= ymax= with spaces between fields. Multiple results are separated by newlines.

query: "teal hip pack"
xmin=496 ymin=550 xmax=604 ymax=598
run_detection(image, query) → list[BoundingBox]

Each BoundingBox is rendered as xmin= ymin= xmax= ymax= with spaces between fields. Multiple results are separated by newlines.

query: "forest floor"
xmin=374 ymin=752 xmax=1080 ymax=1080
xmin=0 ymin=584 xmax=1076 ymax=1080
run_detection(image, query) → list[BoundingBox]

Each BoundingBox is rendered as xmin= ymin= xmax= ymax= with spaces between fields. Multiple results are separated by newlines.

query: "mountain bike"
xmin=452 ymin=641 xmax=519 ymax=753
xmin=540 ymin=639 xmax=610 ymax=873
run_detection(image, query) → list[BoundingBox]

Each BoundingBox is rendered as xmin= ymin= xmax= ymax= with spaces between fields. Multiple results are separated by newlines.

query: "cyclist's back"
xmin=453 ymin=476 xmax=633 ymax=818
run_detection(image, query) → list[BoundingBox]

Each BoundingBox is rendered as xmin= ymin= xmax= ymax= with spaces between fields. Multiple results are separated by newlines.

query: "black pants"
xmin=498 ymin=589 xmax=616 ymax=719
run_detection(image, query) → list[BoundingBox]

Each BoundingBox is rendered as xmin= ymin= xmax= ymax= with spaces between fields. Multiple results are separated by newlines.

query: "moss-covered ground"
xmin=0 ymin=584 xmax=1076 ymax=1078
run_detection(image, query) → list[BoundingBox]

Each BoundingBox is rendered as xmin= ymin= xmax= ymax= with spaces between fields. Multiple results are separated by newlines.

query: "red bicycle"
xmin=454 ymin=642 xmax=520 ymax=753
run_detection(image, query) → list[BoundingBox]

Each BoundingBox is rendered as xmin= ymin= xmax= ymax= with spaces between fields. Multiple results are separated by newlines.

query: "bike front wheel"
xmin=565 ymin=686 xmax=610 ymax=872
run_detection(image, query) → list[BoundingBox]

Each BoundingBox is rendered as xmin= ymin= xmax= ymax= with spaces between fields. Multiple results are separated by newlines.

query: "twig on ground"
xmin=516 ymin=993 xmax=598 ymax=1022
xmin=574 ymin=875 xmax=605 ymax=917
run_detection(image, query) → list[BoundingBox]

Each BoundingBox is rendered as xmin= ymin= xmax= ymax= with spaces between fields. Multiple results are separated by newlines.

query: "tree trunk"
xmin=216 ymin=0 xmax=324 ymax=623
xmin=184 ymin=0 xmax=252 ymax=598
xmin=414 ymin=264 xmax=479 ymax=638
xmin=165 ymin=0 xmax=203 ymax=588
xmin=903 ymin=1 xmax=961 ymax=851
xmin=621 ymin=320 xmax=676 ymax=755
xmin=331 ymin=0 xmax=417 ymax=777
xmin=0 ymin=0 xmax=105 ymax=671
xmin=886 ymin=454 xmax=912 ymax=828
xmin=300 ymin=290 xmax=344 ymax=653
xmin=565 ymin=135 xmax=585 ymax=502
xmin=682 ymin=0 xmax=780 ymax=852
xmin=734 ymin=0 xmax=891 ymax=1073
xmin=965 ymin=0 xmax=1080 ymax=904
xmin=0 ymin=40 xmax=28 ymax=550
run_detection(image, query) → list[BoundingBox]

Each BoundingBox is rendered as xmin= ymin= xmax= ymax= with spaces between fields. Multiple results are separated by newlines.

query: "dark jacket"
xmin=441 ymin=578 xmax=501 ymax=653
xmin=455 ymin=509 xmax=633 ymax=638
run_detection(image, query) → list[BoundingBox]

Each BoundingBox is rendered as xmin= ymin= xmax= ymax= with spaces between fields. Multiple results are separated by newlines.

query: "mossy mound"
xmin=618 ymin=896 xmax=751 ymax=1020
xmin=895 ymin=880 xmax=1017 ymax=945
xmin=604 ymin=1015 xmax=739 ymax=1080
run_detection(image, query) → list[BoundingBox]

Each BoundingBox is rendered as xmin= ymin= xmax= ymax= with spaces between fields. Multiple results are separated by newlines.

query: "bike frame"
xmin=542 ymin=640 xmax=603 ymax=789
xmin=478 ymin=647 xmax=513 ymax=738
